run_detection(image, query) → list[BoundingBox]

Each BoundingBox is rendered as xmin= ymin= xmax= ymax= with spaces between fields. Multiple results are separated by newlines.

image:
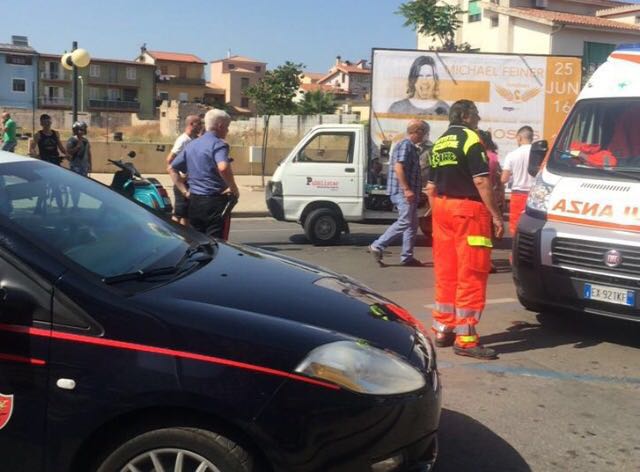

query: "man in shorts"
xmin=166 ymin=115 xmax=202 ymax=225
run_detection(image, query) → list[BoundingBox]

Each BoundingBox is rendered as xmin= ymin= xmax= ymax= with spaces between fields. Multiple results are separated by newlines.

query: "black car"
xmin=0 ymin=153 xmax=441 ymax=472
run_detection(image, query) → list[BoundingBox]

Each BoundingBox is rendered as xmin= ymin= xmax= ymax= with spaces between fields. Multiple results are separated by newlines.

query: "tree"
xmin=397 ymin=0 xmax=470 ymax=52
xmin=297 ymin=90 xmax=337 ymax=115
xmin=245 ymin=61 xmax=304 ymax=185
xmin=245 ymin=61 xmax=304 ymax=116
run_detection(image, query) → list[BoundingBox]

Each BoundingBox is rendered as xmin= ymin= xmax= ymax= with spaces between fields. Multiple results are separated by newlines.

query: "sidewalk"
xmin=90 ymin=173 xmax=270 ymax=218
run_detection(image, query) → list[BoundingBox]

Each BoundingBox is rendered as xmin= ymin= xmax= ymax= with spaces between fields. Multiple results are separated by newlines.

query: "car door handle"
xmin=345 ymin=168 xmax=355 ymax=173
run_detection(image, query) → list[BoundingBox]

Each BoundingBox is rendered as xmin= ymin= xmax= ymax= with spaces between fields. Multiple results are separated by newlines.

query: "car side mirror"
xmin=529 ymin=140 xmax=548 ymax=177
xmin=127 ymin=151 xmax=136 ymax=158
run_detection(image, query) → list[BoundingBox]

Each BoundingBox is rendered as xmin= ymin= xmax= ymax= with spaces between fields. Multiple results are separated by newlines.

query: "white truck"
xmin=266 ymin=49 xmax=581 ymax=245
xmin=265 ymin=123 xmax=430 ymax=244
xmin=514 ymin=45 xmax=640 ymax=322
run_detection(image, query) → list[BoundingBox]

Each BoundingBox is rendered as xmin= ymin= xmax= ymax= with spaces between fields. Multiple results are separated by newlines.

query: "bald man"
xmin=369 ymin=120 xmax=428 ymax=266
xmin=166 ymin=115 xmax=202 ymax=225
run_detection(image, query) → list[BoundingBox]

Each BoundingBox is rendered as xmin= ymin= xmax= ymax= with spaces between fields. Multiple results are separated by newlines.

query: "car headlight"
xmin=526 ymin=173 xmax=555 ymax=219
xmin=295 ymin=341 xmax=426 ymax=395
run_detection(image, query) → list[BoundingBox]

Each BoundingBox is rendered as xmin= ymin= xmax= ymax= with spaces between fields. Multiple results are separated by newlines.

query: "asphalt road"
xmin=229 ymin=218 xmax=640 ymax=472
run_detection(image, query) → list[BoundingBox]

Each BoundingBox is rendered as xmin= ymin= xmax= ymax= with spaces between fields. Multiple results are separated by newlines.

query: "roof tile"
xmin=513 ymin=7 xmax=640 ymax=32
xmin=148 ymin=51 xmax=206 ymax=64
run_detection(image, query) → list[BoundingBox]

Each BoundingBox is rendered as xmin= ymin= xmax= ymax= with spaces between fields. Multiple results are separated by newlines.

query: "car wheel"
xmin=304 ymin=208 xmax=342 ymax=245
xmin=95 ymin=427 xmax=254 ymax=472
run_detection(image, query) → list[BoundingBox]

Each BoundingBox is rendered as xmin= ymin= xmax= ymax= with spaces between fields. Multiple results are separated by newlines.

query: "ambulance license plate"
xmin=583 ymin=284 xmax=635 ymax=306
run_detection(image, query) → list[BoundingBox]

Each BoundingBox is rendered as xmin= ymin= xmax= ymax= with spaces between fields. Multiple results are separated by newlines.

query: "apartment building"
xmin=317 ymin=57 xmax=371 ymax=101
xmin=38 ymin=54 xmax=156 ymax=118
xmin=0 ymin=36 xmax=38 ymax=109
xmin=136 ymin=46 xmax=208 ymax=104
xmin=209 ymin=55 xmax=267 ymax=114
xmin=419 ymin=0 xmax=640 ymax=72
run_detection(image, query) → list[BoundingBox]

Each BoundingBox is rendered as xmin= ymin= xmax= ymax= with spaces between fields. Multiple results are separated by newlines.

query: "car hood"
xmin=135 ymin=242 xmax=420 ymax=358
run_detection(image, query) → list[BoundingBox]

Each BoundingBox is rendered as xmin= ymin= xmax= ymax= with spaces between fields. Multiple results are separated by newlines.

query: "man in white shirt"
xmin=501 ymin=125 xmax=535 ymax=236
xmin=166 ymin=115 xmax=202 ymax=225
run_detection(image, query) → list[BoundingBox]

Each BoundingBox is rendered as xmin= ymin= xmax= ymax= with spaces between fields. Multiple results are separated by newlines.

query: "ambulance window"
xmin=553 ymin=99 xmax=640 ymax=169
xmin=296 ymin=132 xmax=354 ymax=164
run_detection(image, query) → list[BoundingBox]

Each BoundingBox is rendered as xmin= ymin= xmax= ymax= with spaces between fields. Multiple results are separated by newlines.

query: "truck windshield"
xmin=548 ymin=98 xmax=640 ymax=179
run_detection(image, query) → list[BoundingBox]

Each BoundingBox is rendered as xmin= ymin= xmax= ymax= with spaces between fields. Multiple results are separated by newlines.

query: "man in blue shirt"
xmin=169 ymin=109 xmax=239 ymax=238
xmin=369 ymin=120 xmax=428 ymax=266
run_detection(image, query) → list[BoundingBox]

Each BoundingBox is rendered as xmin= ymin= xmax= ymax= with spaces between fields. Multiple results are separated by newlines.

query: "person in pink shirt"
xmin=478 ymin=130 xmax=505 ymax=216
xmin=478 ymin=130 xmax=504 ymax=273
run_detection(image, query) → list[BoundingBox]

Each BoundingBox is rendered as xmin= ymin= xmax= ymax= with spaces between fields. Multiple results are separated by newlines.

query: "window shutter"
xmin=468 ymin=0 xmax=481 ymax=16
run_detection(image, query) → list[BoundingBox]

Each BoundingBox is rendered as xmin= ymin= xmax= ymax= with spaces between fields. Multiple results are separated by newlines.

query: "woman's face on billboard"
xmin=415 ymin=64 xmax=437 ymax=99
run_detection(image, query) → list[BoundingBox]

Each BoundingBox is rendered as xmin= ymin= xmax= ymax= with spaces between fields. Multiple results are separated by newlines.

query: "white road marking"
xmin=424 ymin=297 xmax=517 ymax=309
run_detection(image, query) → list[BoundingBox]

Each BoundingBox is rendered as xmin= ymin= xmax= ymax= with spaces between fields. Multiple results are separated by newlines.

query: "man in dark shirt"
xmin=29 ymin=114 xmax=69 ymax=212
xmin=169 ymin=109 xmax=239 ymax=238
xmin=29 ymin=114 xmax=68 ymax=164
xmin=426 ymin=100 xmax=503 ymax=360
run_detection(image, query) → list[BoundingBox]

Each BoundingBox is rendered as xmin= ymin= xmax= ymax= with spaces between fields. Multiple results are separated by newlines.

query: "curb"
xmin=233 ymin=211 xmax=270 ymax=218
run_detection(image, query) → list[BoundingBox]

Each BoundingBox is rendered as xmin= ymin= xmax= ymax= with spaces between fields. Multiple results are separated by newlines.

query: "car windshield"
xmin=549 ymin=99 xmax=640 ymax=177
xmin=0 ymin=159 xmax=195 ymax=278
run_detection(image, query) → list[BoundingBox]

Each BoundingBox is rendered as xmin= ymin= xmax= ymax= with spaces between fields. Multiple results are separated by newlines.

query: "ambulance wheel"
xmin=96 ymin=427 xmax=254 ymax=472
xmin=304 ymin=208 xmax=341 ymax=245
xmin=517 ymin=293 xmax=544 ymax=313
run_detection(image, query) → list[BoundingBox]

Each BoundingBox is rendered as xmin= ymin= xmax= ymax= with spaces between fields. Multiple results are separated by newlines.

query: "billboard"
xmin=370 ymin=49 xmax=582 ymax=159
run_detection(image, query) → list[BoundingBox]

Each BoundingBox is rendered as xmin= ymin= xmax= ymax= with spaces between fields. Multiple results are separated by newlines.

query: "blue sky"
xmin=6 ymin=0 xmax=416 ymax=73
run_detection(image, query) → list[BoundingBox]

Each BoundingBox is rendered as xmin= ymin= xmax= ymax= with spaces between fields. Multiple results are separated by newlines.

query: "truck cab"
xmin=514 ymin=45 xmax=640 ymax=322
xmin=266 ymin=124 xmax=430 ymax=245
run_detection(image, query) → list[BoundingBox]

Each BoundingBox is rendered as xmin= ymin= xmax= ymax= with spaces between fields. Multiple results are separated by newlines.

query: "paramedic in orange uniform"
xmin=425 ymin=100 xmax=504 ymax=360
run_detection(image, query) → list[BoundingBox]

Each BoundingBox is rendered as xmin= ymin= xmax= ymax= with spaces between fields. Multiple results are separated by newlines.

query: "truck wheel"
xmin=304 ymin=208 xmax=342 ymax=245
xmin=95 ymin=427 xmax=254 ymax=472
xmin=419 ymin=215 xmax=433 ymax=245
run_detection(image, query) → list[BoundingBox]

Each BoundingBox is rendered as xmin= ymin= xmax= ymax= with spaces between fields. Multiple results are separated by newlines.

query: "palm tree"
xmin=298 ymin=90 xmax=337 ymax=115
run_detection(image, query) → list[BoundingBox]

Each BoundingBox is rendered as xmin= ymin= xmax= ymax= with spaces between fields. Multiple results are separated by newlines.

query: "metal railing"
xmin=39 ymin=96 xmax=70 ymax=107
xmin=87 ymin=75 xmax=141 ymax=86
xmin=40 ymin=71 xmax=68 ymax=81
xmin=156 ymin=76 xmax=205 ymax=86
xmin=88 ymin=99 xmax=140 ymax=110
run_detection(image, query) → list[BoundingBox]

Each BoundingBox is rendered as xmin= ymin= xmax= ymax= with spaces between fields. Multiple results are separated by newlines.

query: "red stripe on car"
xmin=0 ymin=352 xmax=46 ymax=366
xmin=0 ymin=323 xmax=339 ymax=390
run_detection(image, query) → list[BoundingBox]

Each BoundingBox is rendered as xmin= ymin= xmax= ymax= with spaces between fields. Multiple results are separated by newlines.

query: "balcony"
xmin=39 ymin=96 xmax=70 ymax=108
xmin=156 ymin=75 xmax=205 ymax=86
xmin=40 ymin=71 xmax=69 ymax=81
xmin=87 ymin=76 xmax=140 ymax=87
xmin=88 ymin=99 xmax=140 ymax=111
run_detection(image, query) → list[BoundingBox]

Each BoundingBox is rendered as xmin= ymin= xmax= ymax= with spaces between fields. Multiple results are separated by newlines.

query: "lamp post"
xmin=78 ymin=75 xmax=85 ymax=112
xmin=61 ymin=42 xmax=91 ymax=123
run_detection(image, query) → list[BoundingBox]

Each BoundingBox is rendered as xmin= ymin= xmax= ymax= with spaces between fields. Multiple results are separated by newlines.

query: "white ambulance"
xmin=514 ymin=45 xmax=640 ymax=322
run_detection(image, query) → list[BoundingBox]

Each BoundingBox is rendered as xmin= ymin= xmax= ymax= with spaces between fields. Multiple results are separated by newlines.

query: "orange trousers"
xmin=431 ymin=197 xmax=492 ymax=347
xmin=509 ymin=192 xmax=528 ymax=236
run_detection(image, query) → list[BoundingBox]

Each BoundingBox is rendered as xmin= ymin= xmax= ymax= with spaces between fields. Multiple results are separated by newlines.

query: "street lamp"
xmin=61 ymin=42 xmax=91 ymax=122
xmin=78 ymin=75 xmax=85 ymax=112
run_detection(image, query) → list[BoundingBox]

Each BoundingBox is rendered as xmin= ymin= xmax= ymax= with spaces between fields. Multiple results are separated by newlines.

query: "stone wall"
xmin=231 ymin=113 xmax=361 ymax=137
xmin=0 ymin=107 xmax=133 ymax=135
xmin=89 ymin=141 xmax=290 ymax=176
